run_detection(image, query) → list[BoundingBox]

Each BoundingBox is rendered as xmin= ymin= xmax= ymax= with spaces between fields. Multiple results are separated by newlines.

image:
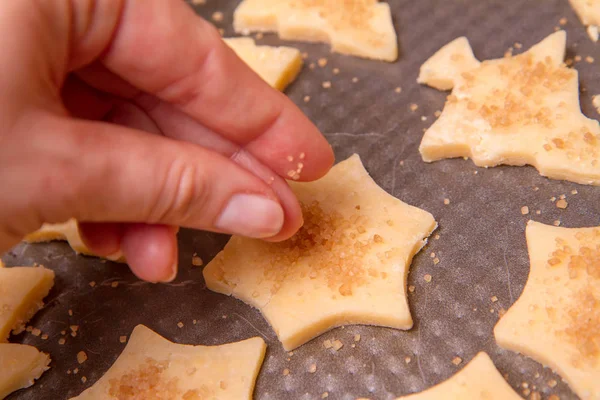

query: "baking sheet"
xmin=5 ymin=0 xmax=600 ymax=399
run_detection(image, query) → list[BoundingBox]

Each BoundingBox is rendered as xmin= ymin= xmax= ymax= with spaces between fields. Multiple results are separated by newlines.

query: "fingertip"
xmin=120 ymin=223 xmax=178 ymax=283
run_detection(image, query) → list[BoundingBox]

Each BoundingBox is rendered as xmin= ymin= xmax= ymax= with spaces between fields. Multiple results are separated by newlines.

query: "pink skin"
xmin=0 ymin=0 xmax=334 ymax=283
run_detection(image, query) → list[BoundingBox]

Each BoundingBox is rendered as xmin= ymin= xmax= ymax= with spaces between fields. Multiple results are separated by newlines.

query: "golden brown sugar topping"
xmin=547 ymin=230 xmax=600 ymax=279
xmin=108 ymin=358 xmax=185 ymax=399
xmin=564 ymin=289 xmax=600 ymax=364
xmin=258 ymin=201 xmax=387 ymax=297
xmin=288 ymin=0 xmax=382 ymax=45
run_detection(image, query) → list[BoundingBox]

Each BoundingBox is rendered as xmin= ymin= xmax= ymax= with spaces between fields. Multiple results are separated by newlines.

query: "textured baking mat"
xmin=5 ymin=0 xmax=600 ymax=399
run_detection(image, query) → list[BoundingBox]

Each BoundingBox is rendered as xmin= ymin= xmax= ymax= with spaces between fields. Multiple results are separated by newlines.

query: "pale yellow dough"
xmin=395 ymin=352 xmax=521 ymax=400
xmin=233 ymin=0 xmax=398 ymax=62
xmin=24 ymin=219 xmax=125 ymax=263
xmin=494 ymin=221 xmax=600 ymax=399
xmin=419 ymin=31 xmax=600 ymax=186
xmin=0 ymin=343 xmax=51 ymax=399
xmin=0 ymin=266 xmax=55 ymax=342
xmin=71 ymin=325 xmax=266 ymax=400
xmin=569 ymin=0 xmax=600 ymax=41
xmin=224 ymin=37 xmax=303 ymax=91
xmin=204 ymin=154 xmax=437 ymax=350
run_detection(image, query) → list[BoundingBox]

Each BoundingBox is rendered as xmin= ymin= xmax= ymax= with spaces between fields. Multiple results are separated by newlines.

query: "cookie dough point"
xmin=224 ymin=37 xmax=303 ymax=91
xmin=0 ymin=266 xmax=55 ymax=342
xmin=0 ymin=344 xmax=51 ymax=399
xmin=494 ymin=221 xmax=600 ymax=399
xmin=395 ymin=352 xmax=521 ymax=399
xmin=70 ymin=325 xmax=266 ymax=400
xmin=204 ymin=154 xmax=437 ymax=350
xmin=417 ymin=37 xmax=480 ymax=91
xmin=569 ymin=0 xmax=600 ymax=41
xmin=24 ymin=219 xmax=125 ymax=263
xmin=419 ymin=31 xmax=600 ymax=186
xmin=233 ymin=0 xmax=398 ymax=62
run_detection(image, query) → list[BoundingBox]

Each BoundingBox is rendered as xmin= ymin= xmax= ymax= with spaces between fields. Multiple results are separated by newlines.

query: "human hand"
xmin=0 ymin=0 xmax=333 ymax=282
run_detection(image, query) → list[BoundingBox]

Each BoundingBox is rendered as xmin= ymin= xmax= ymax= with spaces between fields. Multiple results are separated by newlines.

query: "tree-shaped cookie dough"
xmin=71 ymin=325 xmax=266 ymax=400
xmin=233 ymin=0 xmax=398 ymax=61
xmin=0 ymin=343 xmax=51 ymax=399
xmin=418 ymin=31 xmax=600 ymax=186
xmin=0 ymin=266 xmax=55 ymax=342
xmin=395 ymin=352 xmax=521 ymax=400
xmin=569 ymin=0 xmax=600 ymax=42
xmin=495 ymin=221 xmax=599 ymax=399
xmin=224 ymin=38 xmax=303 ymax=91
xmin=204 ymin=154 xmax=437 ymax=350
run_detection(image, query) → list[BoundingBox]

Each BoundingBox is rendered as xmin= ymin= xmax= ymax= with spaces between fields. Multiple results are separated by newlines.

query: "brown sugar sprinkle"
xmin=404 ymin=356 xmax=412 ymax=364
xmin=309 ymin=63 xmax=315 ymax=70
xmin=553 ymin=220 xmax=561 ymax=227
xmin=424 ymin=274 xmax=432 ymax=283
xmin=119 ymin=336 xmax=127 ymax=344
xmin=177 ymin=322 xmax=184 ymax=328
xmin=491 ymin=296 xmax=498 ymax=303
xmin=443 ymin=198 xmax=450 ymax=205
xmin=211 ymin=11 xmax=224 ymax=22
xmin=322 ymin=81 xmax=332 ymax=89
xmin=108 ymin=358 xmax=188 ymax=399
xmin=317 ymin=58 xmax=328 ymax=67
xmin=41 ymin=334 xmax=48 ymax=340
xmin=548 ymin=395 xmax=560 ymax=400
xmin=111 ymin=281 xmax=119 ymax=288
xmin=395 ymin=87 xmax=402 ymax=93
xmin=514 ymin=42 xmax=523 ymax=49
xmin=571 ymin=189 xmax=578 ymax=195
xmin=556 ymin=199 xmax=568 ymax=209
xmin=308 ymin=363 xmax=317 ymax=373
xmin=409 ymin=103 xmax=419 ymax=112
xmin=59 ymin=338 xmax=66 ymax=345
xmin=575 ymin=55 xmax=582 ymax=62
xmin=559 ymin=17 xmax=568 ymax=25
xmin=354 ymin=334 xmax=361 ymax=342
xmin=332 ymin=339 xmax=344 ymax=351
xmin=68 ymin=309 xmax=73 ymax=316
xmin=408 ymin=285 xmax=415 ymax=293
xmin=250 ymin=201 xmax=389 ymax=297
xmin=322 ymin=392 xmax=329 ymax=398
xmin=452 ymin=356 xmax=462 ymax=366
xmin=521 ymin=206 xmax=530 ymax=215
xmin=77 ymin=351 xmax=88 ymax=364
xmin=352 ymin=77 xmax=359 ymax=83
xmin=586 ymin=56 xmax=595 ymax=64
xmin=32 ymin=328 xmax=41 ymax=337
xmin=89 ymin=281 xmax=96 ymax=288
xmin=73 ymin=368 xmax=79 ymax=374
xmin=304 ymin=95 xmax=311 ymax=103
xmin=81 ymin=376 xmax=87 ymax=384
xmin=529 ymin=391 xmax=541 ymax=400
xmin=323 ymin=339 xmax=333 ymax=349
xmin=191 ymin=254 xmax=203 ymax=267
xmin=333 ymin=68 xmax=340 ymax=75
xmin=283 ymin=368 xmax=290 ymax=376
xmin=548 ymin=379 xmax=558 ymax=388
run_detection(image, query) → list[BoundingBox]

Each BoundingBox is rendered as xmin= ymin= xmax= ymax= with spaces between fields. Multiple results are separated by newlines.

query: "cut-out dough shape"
xmin=224 ymin=37 xmax=303 ymax=91
xmin=569 ymin=0 xmax=600 ymax=42
xmin=495 ymin=221 xmax=600 ymax=399
xmin=24 ymin=219 xmax=125 ymax=263
xmin=419 ymin=31 xmax=600 ymax=186
xmin=0 ymin=266 xmax=55 ymax=342
xmin=204 ymin=154 xmax=437 ymax=350
xmin=233 ymin=0 xmax=398 ymax=61
xmin=0 ymin=343 xmax=51 ymax=399
xmin=395 ymin=352 xmax=521 ymax=400
xmin=71 ymin=325 xmax=266 ymax=400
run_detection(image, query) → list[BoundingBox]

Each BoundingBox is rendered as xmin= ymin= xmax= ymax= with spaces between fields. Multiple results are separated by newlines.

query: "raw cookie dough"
xmin=494 ymin=221 xmax=600 ymax=399
xmin=204 ymin=154 xmax=437 ymax=350
xmin=224 ymin=37 xmax=303 ymax=90
xmin=569 ymin=0 xmax=600 ymax=42
xmin=0 ymin=343 xmax=51 ymax=399
xmin=71 ymin=325 xmax=266 ymax=400
xmin=233 ymin=0 xmax=398 ymax=61
xmin=417 ymin=37 xmax=480 ymax=91
xmin=419 ymin=31 xmax=600 ymax=186
xmin=395 ymin=352 xmax=521 ymax=399
xmin=0 ymin=266 xmax=55 ymax=342
xmin=24 ymin=219 xmax=125 ymax=263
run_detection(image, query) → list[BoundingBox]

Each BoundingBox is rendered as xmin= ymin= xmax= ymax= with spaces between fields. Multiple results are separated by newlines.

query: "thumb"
xmin=28 ymin=116 xmax=289 ymax=239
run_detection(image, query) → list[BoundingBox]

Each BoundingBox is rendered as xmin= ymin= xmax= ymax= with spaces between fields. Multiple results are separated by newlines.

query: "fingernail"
xmin=106 ymin=250 xmax=124 ymax=262
xmin=216 ymin=194 xmax=284 ymax=238
xmin=162 ymin=261 xmax=178 ymax=283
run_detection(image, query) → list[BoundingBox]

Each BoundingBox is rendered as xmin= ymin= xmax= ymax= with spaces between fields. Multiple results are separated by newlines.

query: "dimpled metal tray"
xmin=5 ymin=0 xmax=600 ymax=399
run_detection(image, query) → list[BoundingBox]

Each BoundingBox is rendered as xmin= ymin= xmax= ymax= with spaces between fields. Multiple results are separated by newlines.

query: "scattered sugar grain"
xmin=424 ymin=274 xmax=432 ymax=283
xmin=322 ymin=81 xmax=332 ymax=89
xmin=452 ymin=357 xmax=462 ymax=366
xmin=521 ymin=206 xmax=529 ymax=215
xmin=77 ymin=351 xmax=88 ymax=364
xmin=211 ymin=11 xmax=224 ymax=22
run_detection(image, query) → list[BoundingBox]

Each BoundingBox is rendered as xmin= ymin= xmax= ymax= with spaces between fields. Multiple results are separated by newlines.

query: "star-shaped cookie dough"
xmin=24 ymin=219 xmax=125 ymax=263
xmin=569 ymin=0 xmax=600 ymax=42
xmin=395 ymin=352 xmax=521 ymax=400
xmin=0 ymin=266 xmax=55 ymax=342
xmin=224 ymin=37 xmax=303 ymax=91
xmin=203 ymin=154 xmax=437 ymax=350
xmin=418 ymin=31 xmax=600 ymax=186
xmin=494 ymin=221 xmax=600 ymax=399
xmin=233 ymin=0 xmax=398 ymax=61
xmin=71 ymin=325 xmax=266 ymax=400
xmin=0 ymin=343 xmax=50 ymax=399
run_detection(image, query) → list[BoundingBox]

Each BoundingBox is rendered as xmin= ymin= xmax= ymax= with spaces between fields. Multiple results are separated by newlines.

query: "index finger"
xmin=73 ymin=0 xmax=335 ymax=181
